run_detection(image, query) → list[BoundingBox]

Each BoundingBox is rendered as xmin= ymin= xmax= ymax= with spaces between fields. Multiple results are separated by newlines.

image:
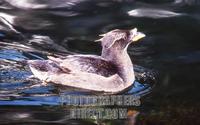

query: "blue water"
xmin=0 ymin=49 xmax=154 ymax=106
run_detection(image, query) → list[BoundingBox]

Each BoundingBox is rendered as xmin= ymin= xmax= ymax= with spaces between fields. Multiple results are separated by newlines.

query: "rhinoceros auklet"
xmin=28 ymin=28 xmax=145 ymax=93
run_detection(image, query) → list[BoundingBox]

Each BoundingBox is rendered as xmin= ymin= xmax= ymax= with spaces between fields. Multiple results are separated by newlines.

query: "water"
xmin=0 ymin=0 xmax=200 ymax=125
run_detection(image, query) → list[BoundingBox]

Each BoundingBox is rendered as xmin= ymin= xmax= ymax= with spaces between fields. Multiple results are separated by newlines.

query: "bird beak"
xmin=132 ymin=32 xmax=146 ymax=42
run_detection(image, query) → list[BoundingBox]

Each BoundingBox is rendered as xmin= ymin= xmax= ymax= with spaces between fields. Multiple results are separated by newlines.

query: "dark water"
xmin=0 ymin=0 xmax=200 ymax=125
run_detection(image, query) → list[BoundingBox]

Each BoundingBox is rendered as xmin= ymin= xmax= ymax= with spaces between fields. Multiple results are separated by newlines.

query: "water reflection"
xmin=128 ymin=8 xmax=183 ymax=18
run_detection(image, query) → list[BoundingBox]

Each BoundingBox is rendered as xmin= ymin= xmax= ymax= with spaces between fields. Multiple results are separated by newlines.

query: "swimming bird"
xmin=28 ymin=28 xmax=145 ymax=93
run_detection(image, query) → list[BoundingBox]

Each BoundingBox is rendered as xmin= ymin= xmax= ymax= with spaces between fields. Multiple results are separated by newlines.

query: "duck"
xmin=27 ymin=28 xmax=145 ymax=93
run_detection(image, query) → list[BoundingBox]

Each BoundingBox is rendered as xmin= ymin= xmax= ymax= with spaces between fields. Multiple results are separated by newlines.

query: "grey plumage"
xmin=27 ymin=28 xmax=145 ymax=93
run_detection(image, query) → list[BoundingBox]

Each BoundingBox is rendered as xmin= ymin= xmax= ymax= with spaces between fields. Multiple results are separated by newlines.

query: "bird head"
xmin=95 ymin=28 xmax=145 ymax=50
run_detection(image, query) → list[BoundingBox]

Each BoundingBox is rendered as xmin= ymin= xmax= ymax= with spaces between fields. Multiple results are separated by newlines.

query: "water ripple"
xmin=128 ymin=8 xmax=183 ymax=19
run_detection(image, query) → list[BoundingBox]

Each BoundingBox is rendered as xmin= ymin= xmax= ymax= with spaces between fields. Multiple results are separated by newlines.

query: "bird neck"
xmin=101 ymin=47 xmax=135 ymax=83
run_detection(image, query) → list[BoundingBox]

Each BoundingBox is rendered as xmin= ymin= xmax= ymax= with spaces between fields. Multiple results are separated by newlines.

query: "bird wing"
xmin=48 ymin=55 xmax=118 ymax=77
